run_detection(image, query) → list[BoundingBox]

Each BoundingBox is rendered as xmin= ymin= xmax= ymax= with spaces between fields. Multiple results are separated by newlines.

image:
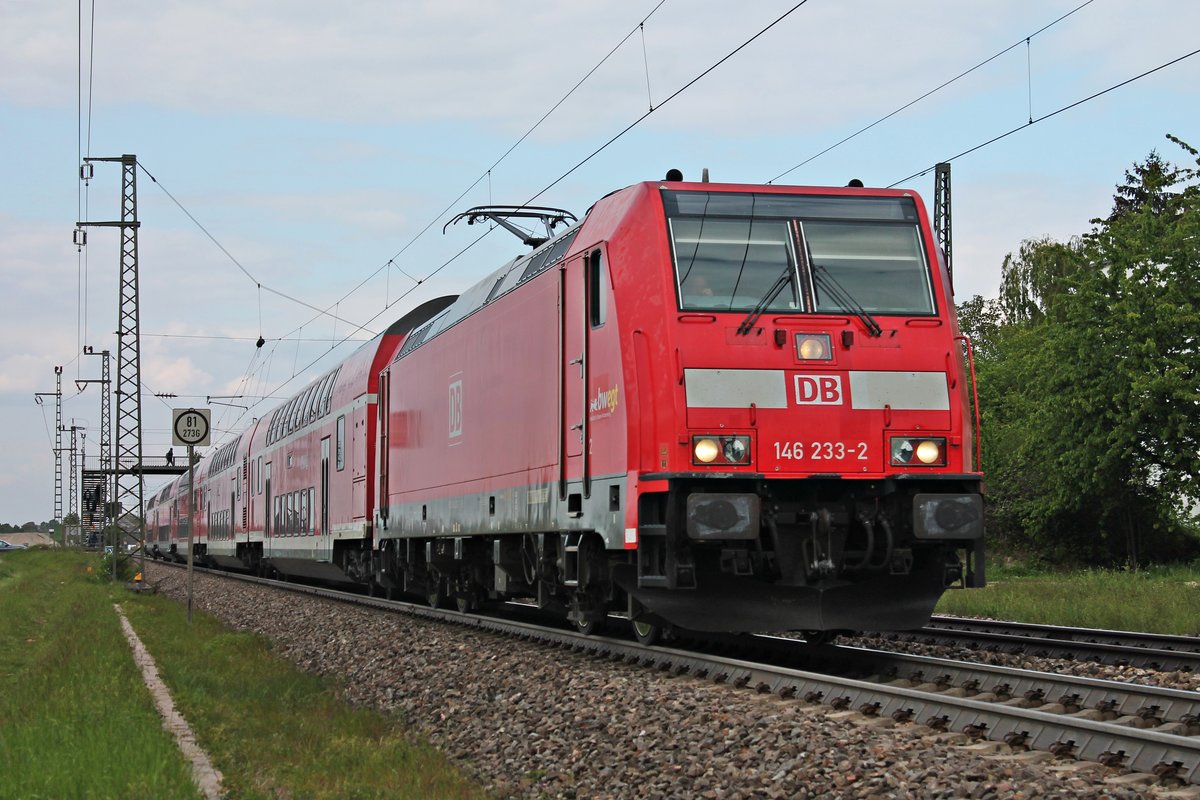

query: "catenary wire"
xmin=226 ymin=10 xmax=1196 ymax=444
xmin=767 ymin=0 xmax=1096 ymax=184
xmin=141 ymin=1 xmax=828 ymax=450
xmin=124 ymin=3 xmax=674 ymax=414
xmin=888 ymin=46 xmax=1200 ymax=187
xmin=220 ymin=0 xmax=815 ymax=441
xmin=134 ymin=162 xmax=374 ymax=335
xmin=141 ymin=333 xmax=371 ymax=343
xmin=211 ymin=228 xmax=494 ymax=447
xmin=525 ymin=0 xmax=813 ymax=205
xmin=269 ymin=0 xmax=675 ymax=348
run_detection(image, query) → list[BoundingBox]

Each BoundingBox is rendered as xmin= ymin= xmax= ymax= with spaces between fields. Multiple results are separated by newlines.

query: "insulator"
xmin=73 ymin=227 xmax=87 ymax=247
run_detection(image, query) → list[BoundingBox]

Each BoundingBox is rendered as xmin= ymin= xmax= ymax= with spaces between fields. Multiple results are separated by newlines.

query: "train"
xmin=145 ymin=171 xmax=985 ymax=642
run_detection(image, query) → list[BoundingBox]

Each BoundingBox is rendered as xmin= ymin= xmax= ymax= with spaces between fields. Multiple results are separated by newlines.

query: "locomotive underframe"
xmin=618 ymin=475 xmax=984 ymax=632
xmin=367 ymin=474 xmax=982 ymax=633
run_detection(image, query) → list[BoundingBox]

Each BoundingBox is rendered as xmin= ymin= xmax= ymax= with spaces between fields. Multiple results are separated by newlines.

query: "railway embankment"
xmin=145 ymin=560 xmax=1199 ymax=799
xmin=5 ymin=547 xmax=1198 ymax=798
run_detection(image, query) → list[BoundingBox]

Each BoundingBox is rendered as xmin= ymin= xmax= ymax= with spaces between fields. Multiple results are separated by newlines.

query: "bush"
xmin=98 ymin=551 xmax=137 ymax=582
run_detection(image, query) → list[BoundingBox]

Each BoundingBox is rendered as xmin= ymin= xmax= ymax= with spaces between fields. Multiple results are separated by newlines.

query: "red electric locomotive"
xmin=373 ymin=173 xmax=984 ymax=639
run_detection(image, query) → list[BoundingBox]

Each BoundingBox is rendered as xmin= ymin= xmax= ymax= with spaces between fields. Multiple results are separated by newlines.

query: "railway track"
xmin=739 ymin=634 xmax=1200 ymax=725
xmin=884 ymin=616 xmax=1200 ymax=672
xmin=152 ymin=562 xmax=1200 ymax=787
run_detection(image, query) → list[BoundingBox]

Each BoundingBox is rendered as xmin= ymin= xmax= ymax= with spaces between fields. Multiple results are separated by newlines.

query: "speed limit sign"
xmin=172 ymin=408 xmax=211 ymax=447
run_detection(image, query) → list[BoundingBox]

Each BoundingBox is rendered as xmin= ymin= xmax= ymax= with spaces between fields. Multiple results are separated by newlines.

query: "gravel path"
xmin=144 ymin=565 xmax=1193 ymax=799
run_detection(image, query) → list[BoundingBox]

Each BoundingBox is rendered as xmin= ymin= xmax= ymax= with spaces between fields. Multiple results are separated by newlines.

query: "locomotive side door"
xmin=377 ymin=368 xmax=389 ymax=527
xmin=560 ymin=254 xmax=589 ymax=502
xmin=321 ymin=437 xmax=330 ymax=537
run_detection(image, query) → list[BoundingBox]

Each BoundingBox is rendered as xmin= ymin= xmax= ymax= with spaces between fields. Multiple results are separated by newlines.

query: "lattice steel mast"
xmin=933 ymin=162 xmax=953 ymax=288
xmin=67 ymin=425 xmax=81 ymax=544
xmin=54 ymin=368 xmax=63 ymax=524
xmin=79 ymin=347 xmax=112 ymax=549
xmin=78 ymin=155 xmax=145 ymax=550
xmin=34 ymin=368 xmax=66 ymax=534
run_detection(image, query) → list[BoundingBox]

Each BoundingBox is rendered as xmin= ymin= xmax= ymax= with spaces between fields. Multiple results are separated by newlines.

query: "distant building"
xmin=3 ymin=531 xmax=58 ymax=548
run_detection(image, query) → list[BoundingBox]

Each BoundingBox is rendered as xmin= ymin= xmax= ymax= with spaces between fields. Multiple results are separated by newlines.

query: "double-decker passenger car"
xmin=151 ymin=298 xmax=453 ymax=581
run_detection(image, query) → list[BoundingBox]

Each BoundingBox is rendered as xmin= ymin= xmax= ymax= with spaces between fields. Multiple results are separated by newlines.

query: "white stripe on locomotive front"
xmin=683 ymin=368 xmax=949 ymax=411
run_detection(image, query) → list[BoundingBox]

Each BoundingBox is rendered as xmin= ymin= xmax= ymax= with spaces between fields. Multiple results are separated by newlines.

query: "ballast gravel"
xmin=145 ymin=566 xmax=1186 ymax=799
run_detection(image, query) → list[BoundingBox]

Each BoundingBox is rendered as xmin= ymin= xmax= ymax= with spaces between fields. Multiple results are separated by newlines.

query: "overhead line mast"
xmin=34 ymin=367 xmax=65 ymax=531
xmin=933 ymin=162 xmax=953 ymax=289
xmin=78 ymin=155 xmax=147 ymax=555
xmin=78 ymin=347 xmax=112 ymax=555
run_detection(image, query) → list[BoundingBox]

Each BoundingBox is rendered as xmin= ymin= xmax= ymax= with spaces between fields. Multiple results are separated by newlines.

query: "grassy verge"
xmin=1 ymin=550 xmax=488 ymax=800
xmin=0 ymin=549 xmax=202 ymax=799
xmin=937 ymin=560 xmax=1200 ymax=635
xmin=122 ymin=581 xmax=488 ymax=799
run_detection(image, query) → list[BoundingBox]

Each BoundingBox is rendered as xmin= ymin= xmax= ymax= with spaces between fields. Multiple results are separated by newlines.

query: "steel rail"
xmin=928 ymin=615 xmax=1200 ymax=654
xmin=886 ymin=617 xmax=1200 ymax=672
xmin=748 ymin=635 xmax=1200 ymax=734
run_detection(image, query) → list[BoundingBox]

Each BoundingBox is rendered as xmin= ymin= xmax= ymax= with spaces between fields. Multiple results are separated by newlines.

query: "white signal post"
xmin=173 ymin=408 xmax=211 ymax=623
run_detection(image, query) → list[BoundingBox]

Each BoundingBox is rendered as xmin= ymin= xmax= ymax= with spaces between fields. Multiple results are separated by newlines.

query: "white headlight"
xmin=916 ymin=440 xmax=941 ymax=464
xmin=694 ymin=438 xmax=720 ymax=463
xmin=796 ymin=334 xmax=832 ymax=361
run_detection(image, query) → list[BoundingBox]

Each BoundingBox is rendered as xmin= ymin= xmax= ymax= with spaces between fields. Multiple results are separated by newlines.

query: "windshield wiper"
xmin=736 ymin=266 xmax=794 ymax=336
xmin=812 ymin=264 xmax=883 ymax=338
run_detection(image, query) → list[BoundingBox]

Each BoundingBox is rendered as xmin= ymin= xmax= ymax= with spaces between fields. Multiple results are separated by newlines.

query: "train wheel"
xmin=575 ymin=615 xmax=606 ymax=636
xmin=631 ymin=619 xmax=661 ymax=646
xmin=454 ymin=593 xmax=478 ymax=614
xmin=426 ymin=583 xmax=443 ymax=609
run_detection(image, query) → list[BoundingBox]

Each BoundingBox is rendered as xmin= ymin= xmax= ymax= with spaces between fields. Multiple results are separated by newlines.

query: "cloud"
xmin=8 ymin=1 xmax=1196 ymax=137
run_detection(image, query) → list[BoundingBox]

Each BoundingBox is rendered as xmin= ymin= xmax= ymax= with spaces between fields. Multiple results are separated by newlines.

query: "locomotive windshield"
xmin=664 ymin=191 xmax=935 ymax=316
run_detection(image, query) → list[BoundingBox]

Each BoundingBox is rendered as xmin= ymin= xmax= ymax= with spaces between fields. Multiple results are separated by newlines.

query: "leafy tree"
xmin=954 ymin=294 xmax=1003 ymax=363
xmin=973 ymin=135 xmax=1200 ymax=566
xmin=997 ymin=235 xmax=1087 ymax=324
xmin=1104 ymin=136 xmax=1195 ymax=222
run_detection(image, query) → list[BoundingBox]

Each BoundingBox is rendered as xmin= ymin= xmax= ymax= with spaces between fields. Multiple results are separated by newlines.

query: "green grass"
xmin=122 ymin=597 xmax=488 ymax=800
xmin=0 ymin=549 xmax=202 ymax=799
xmin=937 ymin=560 xmax=1200 ymax=635
xmin=1 ymin=550 xmax=488 ymax=800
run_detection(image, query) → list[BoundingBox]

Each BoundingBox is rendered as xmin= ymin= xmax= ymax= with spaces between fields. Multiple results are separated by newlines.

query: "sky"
xmin=1 ymin=0 xmax=1197 ymax=525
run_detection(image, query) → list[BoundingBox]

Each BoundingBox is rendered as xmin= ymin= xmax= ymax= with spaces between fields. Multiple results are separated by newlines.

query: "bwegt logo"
xmin=589 ymin=384 xmax=619 ymax=415
xmin=793 ymin=374 xmax=843 ymax=405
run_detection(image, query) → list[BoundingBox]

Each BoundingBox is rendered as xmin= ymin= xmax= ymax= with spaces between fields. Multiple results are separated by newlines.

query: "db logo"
xmin=448 ymin=379 xmax=463 ymax=438
xmin=794 ymin=374 xmax=843 ymax=405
